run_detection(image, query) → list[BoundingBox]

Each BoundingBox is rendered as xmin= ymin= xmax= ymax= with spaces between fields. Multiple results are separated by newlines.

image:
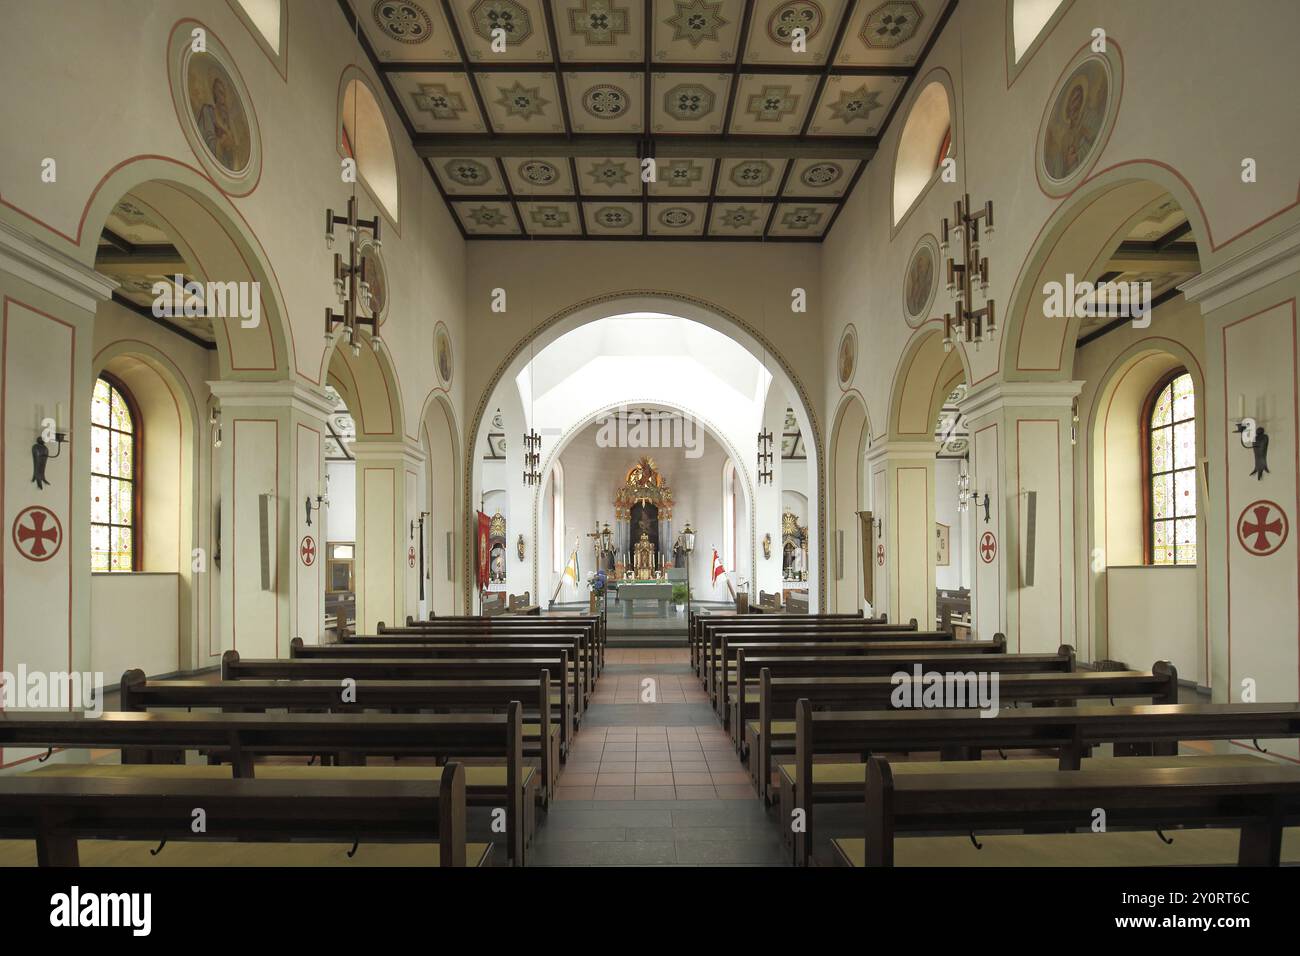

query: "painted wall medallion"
xmin=300 ymin=535 xmax=317 ymax=567
xmin=1237 ymin=500 xmax=1288 ymax=557
xmin=168 ymin=22 xmax=262 ymax=195
xmin=903 ymin=233 xmax=939 ymax=327
xmin=373 ymin=1 xmax=435 ymax=43
xmin=435 ymin=322 xmax=454 ymax=386
xmin=12 ymin=505 xmax=63 ymax=562
xmin=979 ymin=531 xmax=997 ymax=563
xmin=583 ymin=84 xmax=630 ymax=119
xmin=837 ymin=324 xmax=857 ymax=387
xmin=359 ymin=239 xmax=388 ymax=326
xmin=1036 ymin=45 xmax=1123 ymax=196
xmin=768 ymin=1 xmax=824 ymax=45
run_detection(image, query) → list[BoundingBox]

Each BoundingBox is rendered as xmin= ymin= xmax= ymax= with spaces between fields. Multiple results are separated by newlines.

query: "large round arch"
xmin=887 ymin=322 xmax=971 ymax=442
xmin=462 ymin=292 xmax=824 ymax=612
xmin=79 ymin=158 xmax=296 ymax=382
xmin=417 ymin=392 xmax=463 ymax=613
xmin=526 ymin=398 xmax=758 ymax=602
xmin=997 ymin=163 xmax=1212 ymax=384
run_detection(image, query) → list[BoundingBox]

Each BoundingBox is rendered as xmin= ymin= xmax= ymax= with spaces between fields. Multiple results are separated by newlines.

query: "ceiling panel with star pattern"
xmin=344 ymin=0 xmax=955 ymax=240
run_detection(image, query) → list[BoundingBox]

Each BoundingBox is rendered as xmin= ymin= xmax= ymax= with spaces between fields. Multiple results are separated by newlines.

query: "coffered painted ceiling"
xmin=342 ymin=0 xmax=955 ymax=240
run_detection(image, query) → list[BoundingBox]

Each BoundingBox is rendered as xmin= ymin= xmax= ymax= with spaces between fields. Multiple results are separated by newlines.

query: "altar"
xmin=610 ymin=580 xmax=674 ymax=618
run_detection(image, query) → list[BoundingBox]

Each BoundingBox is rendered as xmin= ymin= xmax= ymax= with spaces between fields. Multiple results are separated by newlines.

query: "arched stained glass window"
xmin=91 ymin=374 xmax=140 ymax=571
xmin=1146 ymin=370 xmax=1196 ymax=565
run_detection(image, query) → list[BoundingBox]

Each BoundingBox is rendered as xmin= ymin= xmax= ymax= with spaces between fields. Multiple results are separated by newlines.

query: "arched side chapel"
xmin=0 ymin=0 xmax=1297 ymax=873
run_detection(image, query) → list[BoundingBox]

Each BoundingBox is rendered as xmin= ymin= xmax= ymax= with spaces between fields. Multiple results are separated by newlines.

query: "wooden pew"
xmin=705 ymin=627 xmax=954 ymax=709
xmin=222 ymin=651 xmax=574 ymax=759
xmin=120 ymin=669 xmax=559 ymax=807
xmin=728 ymin=640 xmax=1062 ymax=744
xmin=0 ymin=709 xmax=525 ymax=865
xmin=714 ymin=632 xmax=991 ymax=722
xmin=794 ymin=697 xmax=1300 ymax=865
xmin=396 ymin=613 xmax=606 ymax=673
xmin=689 ymin=610 xmax=875 ymax=675
xmin=368 ymin=622 xmax=600 ymax=693
xmin=0 ymin=764 xmax=476 ymax=867
xmin=842 ymin=757 xmax=1300 ymax=867
xmin=292 ymin=637 xmax=587 ymax=715
xmin=750 ymin=664 xmax=1180 ymax=804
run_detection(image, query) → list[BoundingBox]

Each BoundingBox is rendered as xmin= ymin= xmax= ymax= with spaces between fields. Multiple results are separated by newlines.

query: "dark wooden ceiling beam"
xmin=376 ymin=61 xmax=913 ymax=76
xmin=414 ymin=134 xmax=876 ymax=159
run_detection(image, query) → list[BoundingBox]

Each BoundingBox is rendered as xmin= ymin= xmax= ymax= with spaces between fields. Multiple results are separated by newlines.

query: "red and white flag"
xmin=711 ymin=548 xmax=726 ymax=585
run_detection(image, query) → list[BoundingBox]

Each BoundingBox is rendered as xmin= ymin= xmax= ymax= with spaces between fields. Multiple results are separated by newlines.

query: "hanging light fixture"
xmin=937 ymin=194 xmax=995 ymax=352
xmin=324 ymin=17 xmax=383 ymax=357
xmin=522 ymin=287 xmax=541 ymax=485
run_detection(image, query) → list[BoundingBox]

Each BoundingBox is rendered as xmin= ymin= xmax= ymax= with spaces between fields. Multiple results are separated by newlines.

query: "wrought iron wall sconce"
xmin=1234 ymin=396 xmax=1270 ymax=480
xmin=305 ymin=493 xmax=327 ymax=527
xmin=32 ymin=407 xmax=68 ymax=491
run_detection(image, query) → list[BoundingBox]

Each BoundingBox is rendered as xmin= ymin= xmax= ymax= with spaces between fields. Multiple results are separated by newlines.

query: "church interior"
xmin=1 ymin=0 xmax=1299 ymax=891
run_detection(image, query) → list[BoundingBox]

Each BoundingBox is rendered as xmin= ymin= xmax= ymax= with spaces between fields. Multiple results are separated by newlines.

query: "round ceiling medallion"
xmin=837 ymin=324 xmax=857 ymax=388
xmin=595 ymin=206 xmax=634 ymax=228
xmin=372 ymin=1 xmax=434 ymax=44
xmin=903 ymin=233 xmax=939 ymax=327
xmin=768 ymin=1 xmax=824 ymax=45
xmin=658 ymin=207 xmax=695 ymax=228
xmin=167 ymin=22 xmax=262 ymax=195
xmin=583 ymin=84 xmax=630 ymax=119
xmin=730 ymin=160 xmax=774 ymax=189
xmin=519 ymin=160 xmax=559 ymax=186
xmin=801 ymin=162 xmax=842 ymax=188
xmin=1035 ymin=44 xmax=1123 ymax=196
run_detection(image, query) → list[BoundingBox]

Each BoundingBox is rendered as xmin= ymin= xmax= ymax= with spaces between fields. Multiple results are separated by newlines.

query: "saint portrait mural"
xmin=837 ymin=325 xmax=856 ymax=387
xmin=1042 ymin=57 xmax=1109 ymax=182
xmin=361 ymin=244 xmax=387 ymax=324
xmin=904 ymin=240 xmax=935 ymax=322
xmin=186 ymin=52 xmax=252 ymax=174
xmin=435 ymin=324 xmax=453 ymax=386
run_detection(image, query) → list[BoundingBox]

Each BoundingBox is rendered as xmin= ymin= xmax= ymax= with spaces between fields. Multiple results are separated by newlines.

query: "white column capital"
xmin=351 ymin=438 xmax=427 ymax=466
xmin=0 ymin=219 xmax=115 ymax=313
xmin=207 ymin=379 xmax=336 ymax=421
xmin=864 ymin=439 xmax=941 ymax=467
xmin=959 ymin=380 xmax=1084 ymax=421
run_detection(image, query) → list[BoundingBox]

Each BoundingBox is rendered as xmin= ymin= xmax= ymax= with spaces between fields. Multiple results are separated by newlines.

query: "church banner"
xmin=476 ymin=510 xmax=491 ymax=590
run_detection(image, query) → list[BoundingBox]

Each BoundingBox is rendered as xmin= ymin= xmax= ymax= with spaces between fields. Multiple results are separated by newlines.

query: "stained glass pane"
xmin=1152 ymin=472 xmax=1173 ymax=520
xmin=1151 ymin=383 xmax=1173 ymax=427
xmin=90 ymin=525 xmax=110 ymax=571
xmin=109 ymin=385 xmax=132 ymax=433
xmin=114 ymin=478 xmax=134 ymax=525
xmin=111 ymin=429 xmax=133 ymax=479
xmin=1152 ymin=520 xmax=1173 ymax=565
xmin=1175 ymin=518 xmax=1197 ymax=564
xmin=91 ymin=378 xmax=111 ymax=426
xmin=91 ymin=476 xmax=110 ymax=523
xmin=91 ymin=425 xmax=109 ymax=475
xmin=1172 ymin=373 xmax=1194 ymax=422
xmin=1150 ymin=427 xmax=1171 ymax=475
xmin=1174 ymin=468 xmax=1196 ymax=518
xmin=110 ymin=527 xmax=132 ymax=571
xmin=1173 ymin=420 xmax=1195 ymax=469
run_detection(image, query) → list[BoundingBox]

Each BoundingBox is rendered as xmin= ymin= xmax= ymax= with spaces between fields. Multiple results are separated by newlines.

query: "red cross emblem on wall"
xmin=1237 ymin=500 xmax=1288 ymax=557
xmin=979 ymin=531 xmax=998 ymax=564
xmin=299 ymin=535 xmax=317 ymax=566
xmin=408 ymin=546 xmax=417 ymax=568
xmin=876 ymin=544 xmax=885 ymax=566
xmin=12 ymin=506 xmax=63 ymax=562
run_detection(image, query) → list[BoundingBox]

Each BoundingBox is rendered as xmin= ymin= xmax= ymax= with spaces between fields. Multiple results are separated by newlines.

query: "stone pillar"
xmin=959 ymin=381 xmax=1082 ymax=652
xmin=865 ymin=442 xmax=937 ymax=628
xmin=208 ymin=380 xmax=334 ymax=656
xmin=353 ymin=439 xmax=425 ymax=632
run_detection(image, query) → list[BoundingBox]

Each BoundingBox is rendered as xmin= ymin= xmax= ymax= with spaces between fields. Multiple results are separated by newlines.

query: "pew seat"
xmin=0 ymin=839 xmax=494 ymax=867
xmin=831 ymin=827 xmax=1300 ymax=867
xmin=28 ymin=762 xmax=540 ymax=858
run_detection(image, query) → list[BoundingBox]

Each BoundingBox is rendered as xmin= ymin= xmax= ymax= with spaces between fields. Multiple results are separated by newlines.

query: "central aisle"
xmin=527 ymin=648 xmax=788 ymax=865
